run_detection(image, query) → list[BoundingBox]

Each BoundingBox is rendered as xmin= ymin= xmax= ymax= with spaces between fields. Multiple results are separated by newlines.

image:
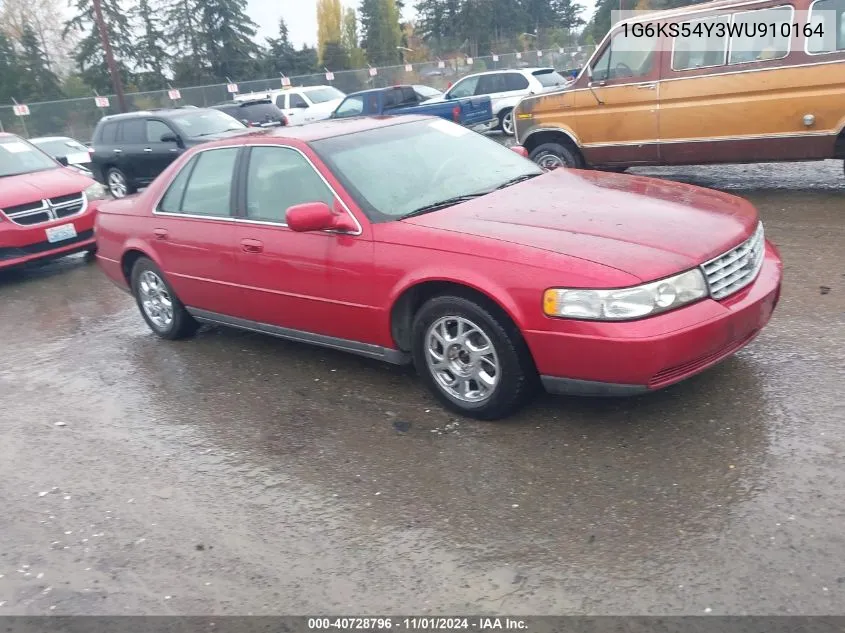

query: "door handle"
xmin=638 ymin=83 xmax=657 ymax=90
xmin=153 ymin=228 xmax=168 ymax=240
xmin=113 ymin=148 xmax=122 ymax=154
xmin=144 ymin=147 xmax=153 ymax=152
xmin=241 ymin=238 xmax=263 ymax=253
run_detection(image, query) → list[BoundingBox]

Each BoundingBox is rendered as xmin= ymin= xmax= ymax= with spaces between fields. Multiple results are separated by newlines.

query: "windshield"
xmin=170 ymin=109 xmax=246 ymax=138
xmin=31 ymin=138 xmax=89 ymax=157
xmin=311 ymin=119 xmax=542 ymax=222
xmin=304 ymin=86 xmax=345 ymax=104
xmin=532 ymin=69 xmax=568 ymax=87
xmin=0 ymin=137 xmax=58 ymax=177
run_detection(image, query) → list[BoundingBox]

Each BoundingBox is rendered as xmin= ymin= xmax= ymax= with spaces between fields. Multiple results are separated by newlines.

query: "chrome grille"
xmin=1 ymin=193 xmax=87 ymax=226
xmin=701 ymin=222 xmax=765 ymax=300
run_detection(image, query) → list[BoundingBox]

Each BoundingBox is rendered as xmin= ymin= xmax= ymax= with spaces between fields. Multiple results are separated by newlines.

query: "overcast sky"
xmin=248 ymin=0 xmax=596 ymax=48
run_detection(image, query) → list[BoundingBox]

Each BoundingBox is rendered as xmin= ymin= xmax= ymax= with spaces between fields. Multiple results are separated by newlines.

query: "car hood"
xmin=0 ymin=167 xmax=93 ymax=206
xmin=402 ymin=169 xmax=759 ymax=282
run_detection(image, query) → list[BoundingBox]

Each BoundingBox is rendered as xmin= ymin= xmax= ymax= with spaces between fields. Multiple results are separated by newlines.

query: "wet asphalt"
xmin=0 ymin=158 xmax=843 ymax=616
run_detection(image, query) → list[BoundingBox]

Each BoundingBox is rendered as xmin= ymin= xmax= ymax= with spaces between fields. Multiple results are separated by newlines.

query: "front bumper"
xmin=526 ymin=242 xmax=783 ymax=396
xmin=0 ymin=206 xmax=98 ymax=270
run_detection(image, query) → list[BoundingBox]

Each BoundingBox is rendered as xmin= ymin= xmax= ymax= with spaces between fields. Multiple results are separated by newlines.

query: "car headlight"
xmin=543 ymin=268 xmax=708 ymax=321
xmin=84 ymin=181 xmax=109 ymax=201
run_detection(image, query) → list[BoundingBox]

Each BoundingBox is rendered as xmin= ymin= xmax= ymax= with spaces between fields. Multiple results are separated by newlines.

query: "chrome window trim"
xmin=151 ymin=142 xmax=364 ymax=236
xmin=726 ymin=4 xmax=795 ymax=66
xmin=804 ymin=0 xmax=845 ymax=55
xmin=670 ymin=14 xmax=732 ymax=72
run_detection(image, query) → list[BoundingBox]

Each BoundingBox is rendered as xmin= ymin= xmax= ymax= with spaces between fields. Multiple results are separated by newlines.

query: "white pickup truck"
xmin=234 ymin=85 xmax=346 ymax=126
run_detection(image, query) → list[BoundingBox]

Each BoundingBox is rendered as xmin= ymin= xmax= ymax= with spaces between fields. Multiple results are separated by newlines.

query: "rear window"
xmin=807 ymin=0 xmax=845 ymax=53
xmin=118 ymin=119 xmax=146 ymax=144
xmin=531 ymin=69 xmax=567 ymax=87
xmin=241 ymin=103 xmax=284 ymax=120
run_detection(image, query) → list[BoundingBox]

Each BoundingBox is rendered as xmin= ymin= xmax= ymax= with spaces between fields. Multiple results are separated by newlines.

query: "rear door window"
xmin=476 ymin=73 xmax=509 ymax=94
xmin=177 ymin=148 xmax=239 ymax=217
xmin=672 ymin=15 xmax=730 ymax=70
xmin=807 ymin=0 xmax=845 ymax=53
xmin=728 ymin=5 xmax=794 ymax=64
xmin=118 ymin=119 xmax=146 ymax=144
xmin=100 ymin=122 xmax=119 ymax=143
xmin=290 ymin=93 xmax=308 ymax=108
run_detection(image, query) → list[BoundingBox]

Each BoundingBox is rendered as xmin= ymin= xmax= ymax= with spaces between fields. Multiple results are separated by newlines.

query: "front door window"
xmin=591 ymin=30 xmax=658 ymax=82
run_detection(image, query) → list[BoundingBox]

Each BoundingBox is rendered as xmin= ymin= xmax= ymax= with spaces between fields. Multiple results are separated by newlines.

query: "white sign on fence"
xmin=13 ymin=104 xmax=30 ymax=116
xmin=404 ymin=64 xmax=412 ymax=72
xmin=227 ymin=83 xmax=238 ymax=93
xmin=559 ymin=47 xmax=565 ymax=54
xmin=537 ymin=50 xmax=543 ymax=57
xmin=168 ymin=89 xmax=181 ymax=100
xmin=466 ymin=57 xmax=473 ymax=65
xmin=325 ymin=71 xmax=334 ymax=81
xmin=94 ymin=96 xmax=110 ymax=108
xmin=281 ymin=76 xmax=291 ymax=87
xmin=516 ymin=52 xmax=522 ymax=59
xmin=492 ymin=54 xmax=499 ymax=62
xmin=368 ymin=67 xmax=378 ymax=77
xmin=437 ymin=60 xmax=445 ymax=68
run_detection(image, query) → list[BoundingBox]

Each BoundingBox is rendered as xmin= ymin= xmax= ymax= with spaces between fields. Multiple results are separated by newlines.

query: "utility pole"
xmin=91 ymin=0 xmax=127 ymax=112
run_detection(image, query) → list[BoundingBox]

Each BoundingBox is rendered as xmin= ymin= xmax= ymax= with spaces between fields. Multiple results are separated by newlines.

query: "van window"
xmin=728 ymin=5 xmax=793 ymax=64
xmin=807 ymin=0 xmax=845 ymax=53
xmin=592 ymin=30 xmax=657 ymax=81
xmin=672 ymin=15 xmax=730 ymax=70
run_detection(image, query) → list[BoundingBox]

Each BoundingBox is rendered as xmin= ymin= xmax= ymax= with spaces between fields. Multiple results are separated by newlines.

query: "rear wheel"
xmin=411 ymin=295 xmax=537 ymax=420
xmin=106 ymin=167 xmax=136 ymax=198
xmin=528 ymin=142 xmax=584 ymax=170
xmin=498 ymin=108 xmax=515 ymax=136
xmin=130 ymin=257 xmax=199 ymax=340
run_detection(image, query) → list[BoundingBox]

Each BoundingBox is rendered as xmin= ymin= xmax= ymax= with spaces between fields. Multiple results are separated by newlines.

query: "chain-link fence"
xmin=0 ymin=46 xmax=596 ymax=141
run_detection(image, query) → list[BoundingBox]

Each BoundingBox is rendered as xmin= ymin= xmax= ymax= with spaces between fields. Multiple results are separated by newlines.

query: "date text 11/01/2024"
xmin=307 ymin=617 xmax=529 ymax=630
xmin=622 ymin=21 xmax=824 ymax=38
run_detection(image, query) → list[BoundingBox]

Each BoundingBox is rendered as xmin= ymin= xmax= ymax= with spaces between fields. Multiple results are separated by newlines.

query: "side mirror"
xmin=56 ymin=155 xmax=69 ymax=166
xmin=287 ymin=202 xmax=357 ymax=233
xmin=160 ymin=132 xmax=182 ymax=146
xmin=510 ymin=145 xmax=529 ymax=158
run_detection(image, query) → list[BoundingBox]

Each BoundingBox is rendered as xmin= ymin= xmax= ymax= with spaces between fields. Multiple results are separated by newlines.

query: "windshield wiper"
xmin=491 ymin=173 xmax=541 ymax=191
xmin=400 ymin=194 xmax=486 ymax=219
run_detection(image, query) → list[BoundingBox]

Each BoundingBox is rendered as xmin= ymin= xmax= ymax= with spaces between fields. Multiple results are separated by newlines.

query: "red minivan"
xmin=0 ymin=133 xmax=109 ymax=270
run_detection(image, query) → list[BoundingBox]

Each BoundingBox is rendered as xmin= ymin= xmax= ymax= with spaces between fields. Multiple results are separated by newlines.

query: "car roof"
xmin=200 ymin=114 xmax=431 ymax=146
xmin=462 ymin=67 xmax=554 ymax=78
xmin=96 ymin=108 xmax=211 ymax=123
xmin=30 ymin=136 xmax=78 ymax=142
xmin=344 ymin=85 xmax=416 ymax=97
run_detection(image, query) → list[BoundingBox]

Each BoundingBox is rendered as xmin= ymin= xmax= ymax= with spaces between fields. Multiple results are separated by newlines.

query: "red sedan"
xmin=1 ymin=133 xmax=108 ymax=270
xmin=95 ymin=115 xmax=782 ymax=420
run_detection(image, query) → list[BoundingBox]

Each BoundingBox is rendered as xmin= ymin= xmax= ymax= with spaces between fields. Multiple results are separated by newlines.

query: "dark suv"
xmin=90 ymin=108 xmax=250 ymax=198
xmin=211 ymin=99 xmax=288 ymax=128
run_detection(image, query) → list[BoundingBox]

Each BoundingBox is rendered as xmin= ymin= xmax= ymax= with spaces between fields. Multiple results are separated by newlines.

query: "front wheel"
xmin=528 ymin=142 xmax=584 ymax=170
xmin=130 ymin=257 xmax=199 ymax=340
xmin=498 ymin=108 xmax=515 ymax=136
xmin=411 ymin=295 xmax=537 ymax=420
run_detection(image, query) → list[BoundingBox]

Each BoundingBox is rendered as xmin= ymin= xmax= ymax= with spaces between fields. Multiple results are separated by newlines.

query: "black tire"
xmin=498 ymin=108 xmax=515 ymax=136
xmin=597 ymin=165 xmax=628 ymax=173
xmin=105 ymin=167 xmax=137 ymax=198
xmin=130 ymin=257 xmax=199 ymax=340
xmin=411 ymin=295 xmax=537 ymax=420
xmin=528 ymin=142 xmax=584 ymax=170
xmin=83 ymin=246 xmax=98 ymax=262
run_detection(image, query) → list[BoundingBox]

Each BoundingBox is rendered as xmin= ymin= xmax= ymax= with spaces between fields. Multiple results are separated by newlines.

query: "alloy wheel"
xmin=502 ymin=111 xmax=515 ymax=135
xmin=108 ymin=171 xmax=127 ymax=198
xmin=425 ymin=316 xmax=500 ymax=403
xmin=138 ymin=270 xmax=174 ymax=329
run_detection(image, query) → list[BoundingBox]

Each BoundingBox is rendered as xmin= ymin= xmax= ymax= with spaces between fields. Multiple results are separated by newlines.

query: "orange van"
xmin=513 ymin=0 xmax=845 ymax=175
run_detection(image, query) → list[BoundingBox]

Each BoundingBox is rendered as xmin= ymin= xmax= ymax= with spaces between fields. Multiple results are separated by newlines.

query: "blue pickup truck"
xmin=330 ymin=85 xmax=496 ymax=129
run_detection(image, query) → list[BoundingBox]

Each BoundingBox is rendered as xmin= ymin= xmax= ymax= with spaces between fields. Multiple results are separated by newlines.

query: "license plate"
xmin=45 ymin=224 xmax=77 ymax=243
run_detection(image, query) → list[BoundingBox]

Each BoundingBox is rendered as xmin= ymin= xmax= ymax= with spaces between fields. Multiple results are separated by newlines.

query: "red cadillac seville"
xmin=95 ymin=115 xmax=782 ymax=420
xmin=0 ymin=133 xmax=108 ymax=269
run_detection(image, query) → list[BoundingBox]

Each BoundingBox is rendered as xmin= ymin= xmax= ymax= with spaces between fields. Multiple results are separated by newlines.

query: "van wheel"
xmin=411 ymin=295 xmax=537 ymax=420
xmin=130 ymin=257 xmax=199 ymax=340
xmin=529 ymin=142 xmax=584 ymax=170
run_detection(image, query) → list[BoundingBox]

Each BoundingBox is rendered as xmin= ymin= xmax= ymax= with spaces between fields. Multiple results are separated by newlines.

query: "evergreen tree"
xmin=342 ymin=8 xmax=367 ymax=68
xmin=63 ymin=0 xmax=136 ymax=94
xmin=134 ymin=0 xmax=170 ymax=89
xmin=0 ymin=32 xmax=23 ymax=103
xmin=164 ymin=0 xmax=204 ymax=83
xmin=264 ymin=19 xmax=319 ymax=76
xmin=198 ymin=0 xmax=261 ymax=81
xmin=17 ymin=21 xmax=62 ymax=100
xmin=360 ymin=0 xmax=402 ymax=65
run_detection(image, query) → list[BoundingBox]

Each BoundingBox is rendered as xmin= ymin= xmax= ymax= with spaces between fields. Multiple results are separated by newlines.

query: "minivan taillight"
xmin=452 ymin=106 xmax=460 ymax=123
